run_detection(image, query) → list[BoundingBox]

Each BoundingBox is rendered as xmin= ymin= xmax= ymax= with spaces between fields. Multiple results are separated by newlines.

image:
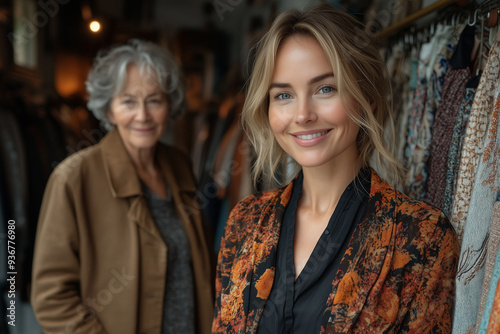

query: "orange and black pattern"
xmin=212 ymin=169 xmax=459 ymax=334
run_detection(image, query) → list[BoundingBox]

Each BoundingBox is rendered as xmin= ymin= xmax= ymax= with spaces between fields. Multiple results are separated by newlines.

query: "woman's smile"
xmin=291 ymin=129 xmax=331 ymax=146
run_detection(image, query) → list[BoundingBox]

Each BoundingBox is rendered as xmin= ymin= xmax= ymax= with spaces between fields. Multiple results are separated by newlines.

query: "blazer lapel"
xmin=245 ymin=182 xmax=294 ymax=333
xmin=157 ymin=145 xmax=212 ymax=271
xmin=101 ymin=128 xmax=142 ymax=198
xmin=101 ymin=128 xmax=163 ymax=241
xmin=324 ymin=169 xmax=397 ymax=333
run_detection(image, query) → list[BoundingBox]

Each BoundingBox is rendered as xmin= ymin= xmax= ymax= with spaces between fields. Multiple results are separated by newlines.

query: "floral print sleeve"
xmin=398 ymin=213 xmax=459 ymax=332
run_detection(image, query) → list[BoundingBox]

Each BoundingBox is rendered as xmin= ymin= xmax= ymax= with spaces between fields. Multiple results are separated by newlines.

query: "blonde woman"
xmin=213 ymin=5 xmax=459 ymax=333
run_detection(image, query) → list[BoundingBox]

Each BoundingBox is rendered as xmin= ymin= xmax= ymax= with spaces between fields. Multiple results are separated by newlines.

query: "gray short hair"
xmin=85 ymin=39 xmax=185 ymax=130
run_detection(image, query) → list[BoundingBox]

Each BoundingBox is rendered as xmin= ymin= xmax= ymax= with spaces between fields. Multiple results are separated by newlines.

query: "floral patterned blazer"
xmin=212 ymin=169 xmax=459 ymax=333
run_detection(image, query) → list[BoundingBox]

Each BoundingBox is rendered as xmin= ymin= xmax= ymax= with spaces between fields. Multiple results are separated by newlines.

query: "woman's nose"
xmin=135 ymin=103 xmax=151 ymax=121
xmin=295 ymin=98 xmax=317 ymax=124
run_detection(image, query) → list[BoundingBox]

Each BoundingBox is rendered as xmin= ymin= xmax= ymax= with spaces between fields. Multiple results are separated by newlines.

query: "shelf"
xmin=375 ymin=0 xmax=468 ymax=40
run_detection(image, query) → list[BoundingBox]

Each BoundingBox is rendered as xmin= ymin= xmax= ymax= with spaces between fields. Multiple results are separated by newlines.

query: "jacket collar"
xmin=100 ymin=128 xmax=143 ymax=198
xmin=100 ymin=127 xmax=192 ymax=198
xmin=100 ymin=128 xmax=192 ymax=242
xmin=245 ymin=168 xmax=397 ymax=332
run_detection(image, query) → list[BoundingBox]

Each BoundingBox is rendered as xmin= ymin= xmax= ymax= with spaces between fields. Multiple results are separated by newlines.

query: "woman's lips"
xmin=133 ymin=127 xmax=155 ymax=134
xmin=291 ymin=129 xmax=331 ymax=146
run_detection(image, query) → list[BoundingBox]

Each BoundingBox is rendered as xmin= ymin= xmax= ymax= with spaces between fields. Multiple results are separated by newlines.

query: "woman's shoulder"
xmin=372 ymin=170 xmax=445 ymax=221
xmin=50 ymin=144 xmax=103 ymax=184
xmin=226 ymin=185 xmax=289 ymax=229
xmin=236 ymin=186 xmax=286 ymax=211
xmin=391 ymin=189 xmax=457 ymax=247
xmin=371 ymin=171 xmax=456 ymax=242
xmin=393 ymin=189 xmax=447 ymax=222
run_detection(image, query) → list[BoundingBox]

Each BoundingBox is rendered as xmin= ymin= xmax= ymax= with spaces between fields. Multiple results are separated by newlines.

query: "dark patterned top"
xmin=257 ymin=168 xmax=370 ymax=333
xmin=142 ymin=183 xmax=195 ymax=334
xmin=212 ymin=169 xmax=459 ymax=333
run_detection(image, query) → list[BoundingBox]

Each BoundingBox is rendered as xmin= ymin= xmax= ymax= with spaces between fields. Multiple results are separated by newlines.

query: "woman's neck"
xmin=125 ymin=144 xmax=169 ymax=199
xmin=300 ymin=161 xmax=361 ymax=216
xmin=124 ymin=144 xmax=158 ymax=173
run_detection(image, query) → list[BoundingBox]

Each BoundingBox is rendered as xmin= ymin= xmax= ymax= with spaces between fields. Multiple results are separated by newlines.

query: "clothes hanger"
xmin=468 ymin=9 xmax=479 ymax=26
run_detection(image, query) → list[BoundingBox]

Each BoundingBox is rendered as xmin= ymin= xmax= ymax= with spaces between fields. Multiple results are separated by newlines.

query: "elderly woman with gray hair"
xmin=31 ymin=39 xmax=213 ymax=334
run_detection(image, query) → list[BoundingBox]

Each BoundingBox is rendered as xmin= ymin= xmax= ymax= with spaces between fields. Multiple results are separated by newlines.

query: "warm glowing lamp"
xmin=90 ymin=20 xmax=100 ymax=32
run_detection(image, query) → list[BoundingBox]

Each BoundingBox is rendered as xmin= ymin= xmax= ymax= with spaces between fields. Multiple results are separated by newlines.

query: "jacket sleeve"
xmin=212 ymin=206 xmax=233 ymax=333
xmin=212 ymin=197 xmax=247 ymax=333
xmin=400 ymin=213 xmax=460 ymax=333
xmin=31 ymin=171 xmax=108 ymax=334
xmin=211 ymin=227 xmax=226 ymax=334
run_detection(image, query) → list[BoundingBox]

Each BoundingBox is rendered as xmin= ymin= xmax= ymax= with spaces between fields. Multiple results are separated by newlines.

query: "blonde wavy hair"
xmin=242 ymin=4 xmax=404 ymax=188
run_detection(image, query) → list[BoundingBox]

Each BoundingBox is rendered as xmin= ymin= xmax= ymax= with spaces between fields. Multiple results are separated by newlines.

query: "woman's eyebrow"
xmin=269 ymin=72 xmax=334 ymax=90
xmin=308 ymin=72 xmax=334 ymax=84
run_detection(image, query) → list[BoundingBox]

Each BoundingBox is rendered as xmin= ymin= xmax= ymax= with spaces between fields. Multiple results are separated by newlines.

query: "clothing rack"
xmin=376 ymin=0 xmax=469 ymax=39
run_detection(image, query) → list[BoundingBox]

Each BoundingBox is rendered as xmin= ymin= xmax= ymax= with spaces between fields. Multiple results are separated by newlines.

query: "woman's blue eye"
xmin=277 ymin=93 xmax=292 ymax=100
xmin=319 ymin=86 xmax=333 ymax=94
xmin=123 ymin=100 xmax=135 ymax=105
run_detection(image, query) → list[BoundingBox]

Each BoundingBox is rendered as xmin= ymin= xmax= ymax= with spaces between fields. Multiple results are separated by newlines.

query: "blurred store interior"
xmin=0 ymin=0 xmax=496 ymax=332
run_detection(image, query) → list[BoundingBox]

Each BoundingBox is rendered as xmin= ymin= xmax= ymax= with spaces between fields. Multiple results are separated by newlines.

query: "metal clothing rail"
xmin=375 ymin=0 xmax=468 ymax=39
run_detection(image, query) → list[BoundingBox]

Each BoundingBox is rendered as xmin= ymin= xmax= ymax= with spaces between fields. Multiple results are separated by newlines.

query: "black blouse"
xmin=257 ymin=167 xmax=371 ymax=334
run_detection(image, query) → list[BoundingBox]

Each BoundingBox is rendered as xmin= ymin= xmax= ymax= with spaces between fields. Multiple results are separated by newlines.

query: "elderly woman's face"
xmin=109 ymin=64 xmax=168 ymax=152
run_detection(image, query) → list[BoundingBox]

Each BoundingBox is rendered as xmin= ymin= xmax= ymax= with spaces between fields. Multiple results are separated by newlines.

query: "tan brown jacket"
xmin=31 ymin=128 xmax=214 ymax=334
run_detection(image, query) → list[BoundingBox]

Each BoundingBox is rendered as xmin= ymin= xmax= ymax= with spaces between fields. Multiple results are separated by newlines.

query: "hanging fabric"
xmin=405 ymin=23 xmax=462 ymax=199
xmin=426 ymin=25 xmax=474 ymax=209
xmin=477 ymin=213 xmax=500 ymax=333
xmin=450 ymin=34 xmax=500 ymax=243
xmin=442 ymin=78 xmax=481 ymax=216
xmin=452 ymin=34 xmax=500 ymax=334
xmin=476 ymin=200 xmax=500 ymax=332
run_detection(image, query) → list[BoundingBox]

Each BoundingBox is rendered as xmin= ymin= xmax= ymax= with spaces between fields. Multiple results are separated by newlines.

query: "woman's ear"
xmin=107 ymin=109 xmax=115 ymax=125
xmin=370 ymin=101 xmax=377 ymax=112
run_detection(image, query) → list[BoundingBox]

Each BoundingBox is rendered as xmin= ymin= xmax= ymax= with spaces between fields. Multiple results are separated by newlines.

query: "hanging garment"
xmin=477 ymin=222 xmax=500 ymax=333
xmin=453 ymin=89 xmax=500 ymax=333
xmin=199 ymin=99 xmax=239 ymax=230
xmin=0 ymin=108 xmax=28 ymax=240
xmin=426 ymin=67 xmax=471 ymax=209
xmin=404 ymin=51 xmax=428 ymax=165
xmin=426 ymin=25 xmax=475 ymax=209
xmin=442 ymin=79 xmax=480 ymax=217
xmin=483 ymin=283 xmax=500 ymax=333
xmin=0 ymin=107 xmax=29 ymax=301
xmin=406 ymin=24 xmax=463 ymax=199
xmin=395 ymin=89 xmax=415 ymax=166
xmin=211 ymin=121 xmax=253 ymax=252
xmin=395 ymin=47 xmax=418 ymax=166
xmin=403 ymin=24 xmax=456 ymax=166
xmin=450 ymin=39 xmax=500 ymax=243
xmin=388 ymin=44 xmax=410 ymax=119
xmin=476 ymin=200 xmax=500 ymax=332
